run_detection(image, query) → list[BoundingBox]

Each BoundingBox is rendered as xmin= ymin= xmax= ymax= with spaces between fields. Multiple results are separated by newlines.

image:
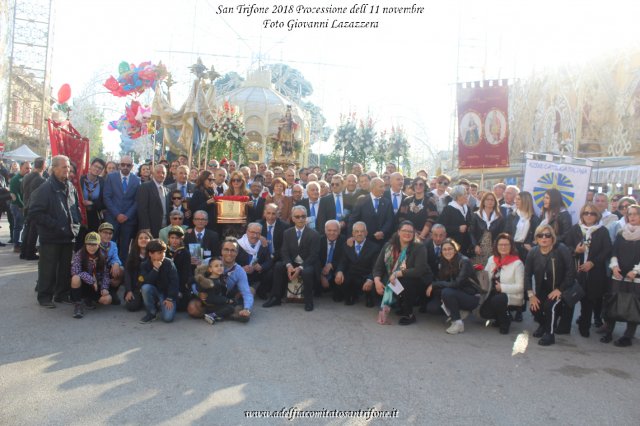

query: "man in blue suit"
xmin=103 ymin=155 xmax=140 ymax=263
xmin=348 ymin=177 xmax=394 ymax=243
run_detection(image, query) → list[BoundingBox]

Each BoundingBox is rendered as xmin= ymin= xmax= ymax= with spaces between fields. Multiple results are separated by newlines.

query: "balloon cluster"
xmin=103 ymin=61 xmax=167 ymax=97
xmin=108 ymin=100 xmax=152 ymax=139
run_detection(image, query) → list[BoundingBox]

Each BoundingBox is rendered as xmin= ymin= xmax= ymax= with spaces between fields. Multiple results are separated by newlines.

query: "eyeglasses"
xmin=582 ymin=211 xmax=598 ymax=217
xmin=231 ymin=178 xmax=243 ymax=183
xmin=292 ymin=215 xmax=307 ymax=219
xmin=222 ymin=248 xmax=237 ymax=253
xmin=438 ymin=181 xmax=449 ymax=185
xmin=172 ymin=197 xmax=182 ymax=200
xmin=536 ymin=233 xmax=553 ymax=239
xmin=194 ymin=217 xmax=207 ymax=221
xmin=331 ymin=183 xmax=341 ymax=187
xmin=619 ymin=204 xmax=630 ymax=209
xmin=207 ymin=178 xmax=215 ymax=182
xmin=171 ymin=216 xmax=183 ymax=220
xmin=120 ymin=163 xmax=133 ymax=168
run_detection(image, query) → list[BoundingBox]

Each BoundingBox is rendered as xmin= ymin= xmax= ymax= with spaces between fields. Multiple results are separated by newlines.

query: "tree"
xmin=333 ymin=113 xmax=359 ymax=172
xmin=214 ymin=71 xmax=245 ymax=97
xmin=388 ymin=126 xmax=411 ymax=175
xmin=372 ymin=130 xmax=389 ymax=173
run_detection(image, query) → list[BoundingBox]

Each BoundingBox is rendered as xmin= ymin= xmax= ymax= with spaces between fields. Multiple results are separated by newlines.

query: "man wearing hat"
xmin=165 ymin=226 xmax=193 ymax=311
xmin=98 ymin=222 xmax=123 ymax=304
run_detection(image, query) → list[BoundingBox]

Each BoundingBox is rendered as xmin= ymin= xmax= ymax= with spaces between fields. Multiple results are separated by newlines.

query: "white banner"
xmin=523 ymin=159 xmax=592 ymax=225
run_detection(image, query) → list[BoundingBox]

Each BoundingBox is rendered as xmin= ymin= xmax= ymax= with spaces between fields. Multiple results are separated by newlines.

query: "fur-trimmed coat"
xmin=194 ymin=264 xmax=231 ymax=306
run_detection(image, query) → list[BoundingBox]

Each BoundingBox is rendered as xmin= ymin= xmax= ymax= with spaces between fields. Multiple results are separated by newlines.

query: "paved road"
xmin=1 ymin=221 xmax=639 ymax=425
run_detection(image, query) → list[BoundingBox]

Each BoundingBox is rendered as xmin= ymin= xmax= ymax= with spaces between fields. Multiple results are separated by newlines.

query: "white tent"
xmin=2 ymin=144 xmax=40 ymax=161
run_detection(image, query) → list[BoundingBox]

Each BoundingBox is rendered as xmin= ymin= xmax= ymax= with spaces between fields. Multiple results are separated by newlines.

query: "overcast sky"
xmin=49 ymin=0 xmax=639 ymax=162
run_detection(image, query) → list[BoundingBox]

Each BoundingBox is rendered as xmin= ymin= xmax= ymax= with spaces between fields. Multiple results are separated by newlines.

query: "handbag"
xmin=286 ymin=275 xmax=304 ymax=303
xmin=602 ymin=278 xmax=640 ymax=323
xmin=561 ymin=279 xmax=585 ymax=307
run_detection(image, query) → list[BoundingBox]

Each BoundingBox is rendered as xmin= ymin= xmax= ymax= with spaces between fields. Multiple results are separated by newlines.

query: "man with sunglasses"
xmin=263 ymin=205 xmax=320 ymax=312
xmin=316 ymin=175 xmax=349 ymax=235
xmin=159 ymin=210 xmax=188 ymax=244
xmin=103 ymin=155 xmax=140 ymax=263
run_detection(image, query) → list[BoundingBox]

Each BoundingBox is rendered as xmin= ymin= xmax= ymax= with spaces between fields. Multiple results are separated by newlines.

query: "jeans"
xmin=10 ymin=204 xmax=24 ymax=247
xmin=140 ymin=284 xmax=176 ymax=322
xmin=441 ymin=288 xmax=480 ymax=321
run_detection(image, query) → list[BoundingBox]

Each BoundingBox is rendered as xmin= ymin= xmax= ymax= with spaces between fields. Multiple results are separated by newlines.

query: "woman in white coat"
xmin=480 ymin=233 xmax=524 ymax=334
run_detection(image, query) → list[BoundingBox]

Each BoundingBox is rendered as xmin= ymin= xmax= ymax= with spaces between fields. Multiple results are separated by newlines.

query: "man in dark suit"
xmin=258 ymin=203 xmax=289 ymax=262
xmin=137 ymin=164 xmax=168 ymax=238
xmin=348 ymin=177 xmax=394 ymax=244
xmin=166 ymin=165 xmax=195 ymax=224
xmin=183 ymin=210 xmax=221 ymax=264
xmin=316 ymin=175 xmax=348 ymax=235
xmin=103 ymin=155 xmax=141 ymax=263
xmin=21 ymin=156 xmax=47 ymax=259
xmin=423 ymin=223 xmax=447 ymax=314
xmin=247 ymin=180 xmax=266 ymax=223
xmin=384 ymin=172 xmax=407 ymax=217
xmin=335 ymin=221 xmax=381 ymax=306
xmin=318 ymin=220 xmax=346 ymax=300
xmin=236 ymin=222 xmax=272 ymax=299
xmin=295 ymin=181 xmax=320 ymax=231
xmin=263 ymin=205 xmax=320 ymax=312
xmin=343 ymin=174 xmax=359 ymax=209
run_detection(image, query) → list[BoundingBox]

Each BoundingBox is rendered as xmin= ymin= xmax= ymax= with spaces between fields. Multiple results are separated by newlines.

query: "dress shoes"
xmin=262 ymin=297 xmax=281 ymax=308
xmin=304 ymin=301 xmax=314 ymax=312
xmin=600 ymin=333 xmax=613 ymax=343
xmin=344 ymin=296 xmax=355 ymax=306
xmin=365 ymin=296 xmax=374 ymax=308
xmin=398 ymin=315 xmax=416 ymax=325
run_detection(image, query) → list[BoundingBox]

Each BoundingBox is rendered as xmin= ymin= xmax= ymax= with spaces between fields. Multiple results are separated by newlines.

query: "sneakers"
xmin=73 ymin=303 xmax=84 ymax=319
xmin=139 ymin=313 xmax=157 ymax=324
xmin=538 ymin=333 xmax=555 ymax=346
xmin=204 ymin=314 xmax=216 ymax=325
xmin=446 ymin=321 xmax=464 ymax=334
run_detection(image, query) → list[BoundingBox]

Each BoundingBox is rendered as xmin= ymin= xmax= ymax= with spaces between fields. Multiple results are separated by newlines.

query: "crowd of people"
xmin=4 ymin=154 xmax=639 ymax=348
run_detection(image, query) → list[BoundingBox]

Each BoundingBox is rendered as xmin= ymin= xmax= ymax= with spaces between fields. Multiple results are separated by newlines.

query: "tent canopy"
xmin=2 ymin=144 xmax=40 ymax=162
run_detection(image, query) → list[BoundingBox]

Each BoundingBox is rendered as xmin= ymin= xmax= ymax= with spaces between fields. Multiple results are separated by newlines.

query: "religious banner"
xmin=48 ymin=119 xmax=90 ymax=225
xmin=523 ymin=159 xmax=592 ymax=224
xmin=457 ymin=80 xmax=509 ymax=169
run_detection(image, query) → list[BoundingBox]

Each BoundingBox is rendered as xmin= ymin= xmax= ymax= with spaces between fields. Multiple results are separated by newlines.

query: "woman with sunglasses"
xmin=565 ymin=203 xmax=612 ymax=337
xmin=397 ymin=176 xmax=438 ymax=241
xmin=188 ymin=170 xmax=218 ymax=231
xmin=607 ymin=196 xmax=637 ymax=242
xmin=266 ymin=177 xmax=293 ymax=223
xmin=539 ymin=188 xmax=572 ymax=243
xmin=481 ymin=233 xmax=524 ymax=334
xmin=221 ymin=171 xmax=250 ymax=238
xmin=432 ymin=174 xmax=451 ymax=214
xmin=427 ymin=238 xmax=479 ymax=334
xmin=373 ymin=220 xmax=428 ymax=325
xmin=469 ymin=191 xmax=504 ymax=267
xmin=524 ymin=224 xmax=576 ymax=346
xmin=601 ymin=204 xmax=640 ymax=347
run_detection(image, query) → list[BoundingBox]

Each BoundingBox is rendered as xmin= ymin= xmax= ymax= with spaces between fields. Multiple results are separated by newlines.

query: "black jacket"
xmin=524 ymin=243 xmax=575 ymax=293
xmin=432 ymin=254 xmax=477 ymax=295
xmin=372 ymin=241 xmax=430 ymax=284
xmin=469 ymin=212 xmax=505 ymax=248
xmin=29 ymin=175 xmax=81 ymax=244
xmin=140 ymin=257 xmax=179 ymax=300
xmin=166 ymin=246 xmax=193 ymax=294
xmin=337 ymin=239 xmax=381 ymax=280
xmin=540 ymin=210 xmax=572 ymax=243
xmin=564 ymin=225 xmax=612 ymax=300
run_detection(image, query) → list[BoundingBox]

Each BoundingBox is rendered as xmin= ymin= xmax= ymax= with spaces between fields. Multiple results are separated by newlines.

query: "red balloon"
xmin=58 ymin=84 xmax=71 ymax=104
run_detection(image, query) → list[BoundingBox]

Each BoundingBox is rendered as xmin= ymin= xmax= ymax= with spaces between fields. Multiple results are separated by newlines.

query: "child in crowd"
xmin=188 ymin=257 xmax=235 ymax=325
xmin=70 ymin=232 xmax=111 ymax=319
xmin=97 ymin=222 xmax=123 ymax=304
xmin=138 ymin=239 xmax=179 ymax=324
xmin=165 ymin=226 xmax=193 ymax=311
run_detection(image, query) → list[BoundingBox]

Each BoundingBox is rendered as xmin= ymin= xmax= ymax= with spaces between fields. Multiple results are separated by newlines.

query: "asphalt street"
xmin=1 ymin=220 xmax=639 ymax=425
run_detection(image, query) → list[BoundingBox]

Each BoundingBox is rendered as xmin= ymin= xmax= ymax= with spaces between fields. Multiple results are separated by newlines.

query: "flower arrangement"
xmin=208 ymin=101 xmax=246 ymax=160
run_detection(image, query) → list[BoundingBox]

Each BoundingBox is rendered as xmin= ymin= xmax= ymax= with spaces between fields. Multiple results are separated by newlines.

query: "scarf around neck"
xmin=492 ymin=254 xmax=520 ymax=274
xmin=622 ymin=223 xmax=640 ymax=241
xmin=449 ymin=200 xmax=467 ymax=217
xmin=237 ymin=235 xmax=260 ymax=256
